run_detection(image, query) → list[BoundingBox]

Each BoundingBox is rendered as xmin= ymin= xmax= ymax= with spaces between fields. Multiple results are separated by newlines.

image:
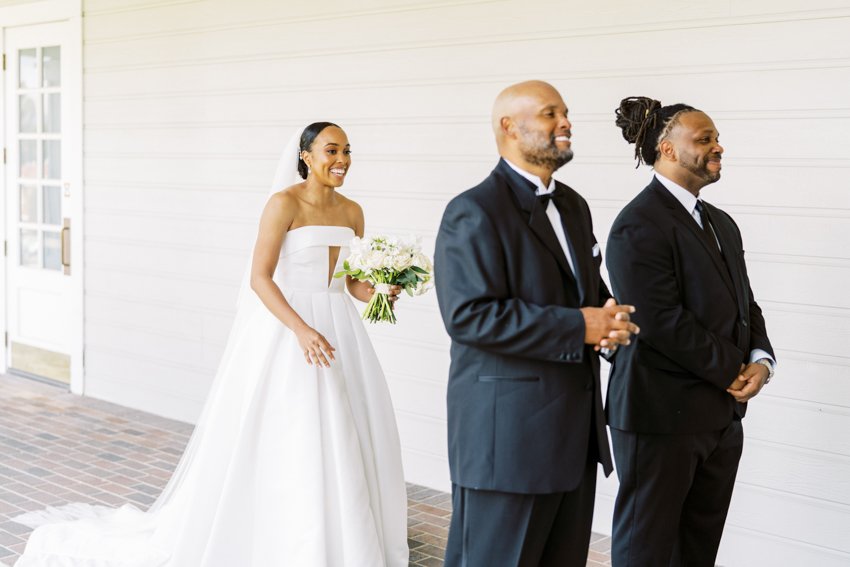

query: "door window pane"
xmin=20 ymin=185 xmax=38 ymax=223
xmin=43 ymin=93 xmax=61 ymax=133
xmin=19 ymin=95 xmax=38 ymax=133
xmin=43 ymin=231 xmax=61 ymax=271
xmin=19 ymin=140 xmax=37 ymax=178
xmin=18 ymin=48 xmax=38 ymax=88
xmin=20 ymin=229 xmax=38 ymax=267
xmin=43 ymin=186 xmax=61 ymax=226
xmin=42 ymin=46 xmax=61 ymax=87
xmin=42 ymin=140 xmax=61 ymax=179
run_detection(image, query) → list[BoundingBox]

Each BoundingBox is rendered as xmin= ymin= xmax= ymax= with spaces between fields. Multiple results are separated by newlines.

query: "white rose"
xmin=413 ymin=252 xmax=432 ymax=272
xmin=346 ymin=253 xmax=359 ymax=269
xmin=366 ymin=251 xmax=385 ymax=270
xmin=413 ymin=275 xmax=433 ymax=296
xmin=349 ymin=237 xmax=366 ymax=255
xmin=392 ymin=253 xmax=414 ymax=271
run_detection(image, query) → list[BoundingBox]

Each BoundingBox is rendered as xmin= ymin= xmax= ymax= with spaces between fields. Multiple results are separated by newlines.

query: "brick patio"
xmin=0 ymin=373 xmax=612 ymax=566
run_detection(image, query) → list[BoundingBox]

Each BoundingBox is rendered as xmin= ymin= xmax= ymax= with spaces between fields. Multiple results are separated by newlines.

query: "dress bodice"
xmin=275 ymin=225 xmax=355 ymax=294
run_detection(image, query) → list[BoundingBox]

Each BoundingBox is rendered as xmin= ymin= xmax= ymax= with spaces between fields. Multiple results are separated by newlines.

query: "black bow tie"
xmin=537 ymin=186 xmax=566 ymax=209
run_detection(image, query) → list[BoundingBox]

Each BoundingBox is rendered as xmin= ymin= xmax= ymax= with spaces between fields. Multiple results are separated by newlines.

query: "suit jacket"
xmin=605 ymin=177 xmax=774 ymax=434
xmin=434 ymin=159 xmax=614 ymax=494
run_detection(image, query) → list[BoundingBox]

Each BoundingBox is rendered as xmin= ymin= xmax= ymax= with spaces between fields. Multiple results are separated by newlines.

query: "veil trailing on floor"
xmin=13 ymin=129 xmax=305 ymax=564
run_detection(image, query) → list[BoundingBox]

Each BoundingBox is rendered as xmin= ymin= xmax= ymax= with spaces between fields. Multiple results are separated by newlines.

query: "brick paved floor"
xmin=0 ymin=373 xmax=612 ymax=566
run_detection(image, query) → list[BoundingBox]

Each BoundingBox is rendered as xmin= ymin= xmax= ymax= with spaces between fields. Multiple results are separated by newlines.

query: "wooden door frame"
xmin=0 ymin=0 xmax=83 ymax=393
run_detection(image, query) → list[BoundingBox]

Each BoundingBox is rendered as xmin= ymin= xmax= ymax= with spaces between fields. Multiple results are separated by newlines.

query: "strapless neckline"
xmin=278 ymin=225 xmax=355 ymax=293
xmin=287 ymin=225 xmax=355 ymax=235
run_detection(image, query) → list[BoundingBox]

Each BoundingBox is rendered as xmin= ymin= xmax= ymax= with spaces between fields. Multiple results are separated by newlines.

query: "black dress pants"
xmin=610 ymin=420 xmax=744 ymax=567
xmin=444 ymin=459 xmax=597 ymax=567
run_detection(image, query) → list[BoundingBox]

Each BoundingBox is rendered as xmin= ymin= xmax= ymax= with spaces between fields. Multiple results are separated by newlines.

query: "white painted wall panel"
xmin=86 ymin=294 xmax=233 ymax=345
xmin=76 ymin=0 xmax=850 ymax=563
xmin=725 ymin=484 xmax=850 ymax=553
xmin=739 ymin=440 xmax=850 ymax=504
xmin=719 ymin=526 xmax=850 ymax=567
xmin=765 ymin=353 xmax=850 ymax=406
xmin=746 ymin=397 xmax=850 ymax=456
xmin=85 ymin=266 xmax=237 ymax=313
xmin=84 ymin=348 xmax=209 ymax=422
xmin=751 ymin=262 xmax=850 ymax=310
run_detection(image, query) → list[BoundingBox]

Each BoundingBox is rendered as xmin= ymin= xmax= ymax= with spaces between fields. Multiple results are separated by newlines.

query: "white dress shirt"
xmin=504 ymin=159 xmax=577 ymax=277
xmin=654 ymin=172 xmax=719 ymax=249
xmin=654 ymin=173 xmax=775 ymax=368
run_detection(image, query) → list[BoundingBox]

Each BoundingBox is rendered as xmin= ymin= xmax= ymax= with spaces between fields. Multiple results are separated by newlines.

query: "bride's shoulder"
xmin=336 ymin=192 xmax=360 ymax=208
xmin=334 ymin=193 xmax=362 ymax=216
xmin=267 ymin=184 xmax=303 ymax=208
xmin=336 ymin=194 xmax=364 ymax=234
xmin=259 ymin=188 xmax=301 ymax=230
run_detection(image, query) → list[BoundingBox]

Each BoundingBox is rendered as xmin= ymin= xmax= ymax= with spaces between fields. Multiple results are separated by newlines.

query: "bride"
xmin=13 ymin=122 xmax=410 ymax=566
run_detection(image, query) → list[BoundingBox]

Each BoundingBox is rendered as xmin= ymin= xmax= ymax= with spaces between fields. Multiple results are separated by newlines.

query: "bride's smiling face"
xmin=302 ymin=126 xmax=351 ymax=187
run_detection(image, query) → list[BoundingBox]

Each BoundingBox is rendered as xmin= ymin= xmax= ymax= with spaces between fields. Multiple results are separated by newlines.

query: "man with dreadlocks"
xmin=604 ymin=97 xmax=776 ymax=567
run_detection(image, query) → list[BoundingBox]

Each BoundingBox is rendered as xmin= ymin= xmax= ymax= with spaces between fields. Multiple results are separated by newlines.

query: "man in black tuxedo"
xmin=605 ymin=97 xmax=776 ymax=567
xmin=435 ymin=80 xmax=639 ymax=567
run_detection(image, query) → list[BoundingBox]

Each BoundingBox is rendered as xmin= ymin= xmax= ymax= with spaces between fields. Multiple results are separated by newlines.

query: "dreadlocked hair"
xmin=614 ymin=96 xmax=697 ymax=167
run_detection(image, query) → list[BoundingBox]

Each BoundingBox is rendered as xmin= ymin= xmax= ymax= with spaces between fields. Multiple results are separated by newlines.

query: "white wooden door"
xmin=3 ymin=21 xmax=81 ymax=386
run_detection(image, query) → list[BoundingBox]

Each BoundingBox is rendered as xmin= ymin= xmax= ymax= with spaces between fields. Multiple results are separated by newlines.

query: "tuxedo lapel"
xmin=557 ymin=184 xmax=589 ymax=305
xmin=650 ymin=181 xmax=736 ymax=299
xmin=496 ymin=160 xmax=577 ymax=287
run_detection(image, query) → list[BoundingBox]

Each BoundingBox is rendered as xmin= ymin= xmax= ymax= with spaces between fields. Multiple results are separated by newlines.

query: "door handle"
xmin=61 ymin=218 xmax=71 ymax=275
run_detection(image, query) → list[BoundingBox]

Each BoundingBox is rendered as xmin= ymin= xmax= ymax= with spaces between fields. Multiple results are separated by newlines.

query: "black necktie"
xmin=696 ymin=200 xmax=737 ymax=289
xmin=695 ymin=200 xmax=720 ymax=250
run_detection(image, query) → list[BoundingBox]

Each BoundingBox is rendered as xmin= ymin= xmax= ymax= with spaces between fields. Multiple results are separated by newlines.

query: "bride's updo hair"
xmin=298 ymin=121 xmax=341 ymax=179
xmin=615 ymin=97 xmax=697 ymax=166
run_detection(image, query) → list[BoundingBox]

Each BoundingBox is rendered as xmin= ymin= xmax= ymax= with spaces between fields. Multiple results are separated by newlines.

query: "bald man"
xmin=435 ymin=81 xmax=638 ymax=566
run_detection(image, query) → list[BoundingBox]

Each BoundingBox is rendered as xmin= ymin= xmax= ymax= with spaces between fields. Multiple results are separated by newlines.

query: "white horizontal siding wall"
xmin=76 ymin=0 xmax=849 ymax=563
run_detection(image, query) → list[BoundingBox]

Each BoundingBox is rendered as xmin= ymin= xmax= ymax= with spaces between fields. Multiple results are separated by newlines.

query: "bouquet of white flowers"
xmin=334 ymin=234 xmax=433 ymax=324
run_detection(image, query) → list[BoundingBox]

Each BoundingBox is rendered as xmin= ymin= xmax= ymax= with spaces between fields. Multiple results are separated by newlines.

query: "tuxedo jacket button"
xmin=742 ymin=320 xmax=748 ymax=327
xmin=584 ymin=382 xmax=593 ymax=391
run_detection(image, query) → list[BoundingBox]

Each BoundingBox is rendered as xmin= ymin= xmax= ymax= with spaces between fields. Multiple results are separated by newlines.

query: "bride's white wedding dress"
xmin=14 ymin=225 xmax=409 ymax=567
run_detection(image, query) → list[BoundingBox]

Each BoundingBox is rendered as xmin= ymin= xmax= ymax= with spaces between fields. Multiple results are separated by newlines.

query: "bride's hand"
xmin=295 ymin=325 xmax=336 ymax=367
xmin=367 ymin=284 xmax=402 ymax=309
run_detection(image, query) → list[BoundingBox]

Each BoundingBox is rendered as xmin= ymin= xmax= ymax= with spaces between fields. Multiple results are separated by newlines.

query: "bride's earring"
xmin=301 ymin=150 xmax=312 ymax=176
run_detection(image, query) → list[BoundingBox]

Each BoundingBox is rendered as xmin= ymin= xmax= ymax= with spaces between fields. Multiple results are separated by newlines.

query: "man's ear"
xmin=500 ymin=116 xmax=515 ymax=138
xmin=658 ymin=139 xmax=676 ymax=162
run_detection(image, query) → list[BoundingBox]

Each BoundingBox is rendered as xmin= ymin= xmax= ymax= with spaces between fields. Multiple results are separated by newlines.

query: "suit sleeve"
xmin=746 ymin=282 xmax=774 ymax=361
xmin=606 ymin=215 xmax=744 ymax=390
xmin=435 ymin=194 xmax=586 ymax=362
